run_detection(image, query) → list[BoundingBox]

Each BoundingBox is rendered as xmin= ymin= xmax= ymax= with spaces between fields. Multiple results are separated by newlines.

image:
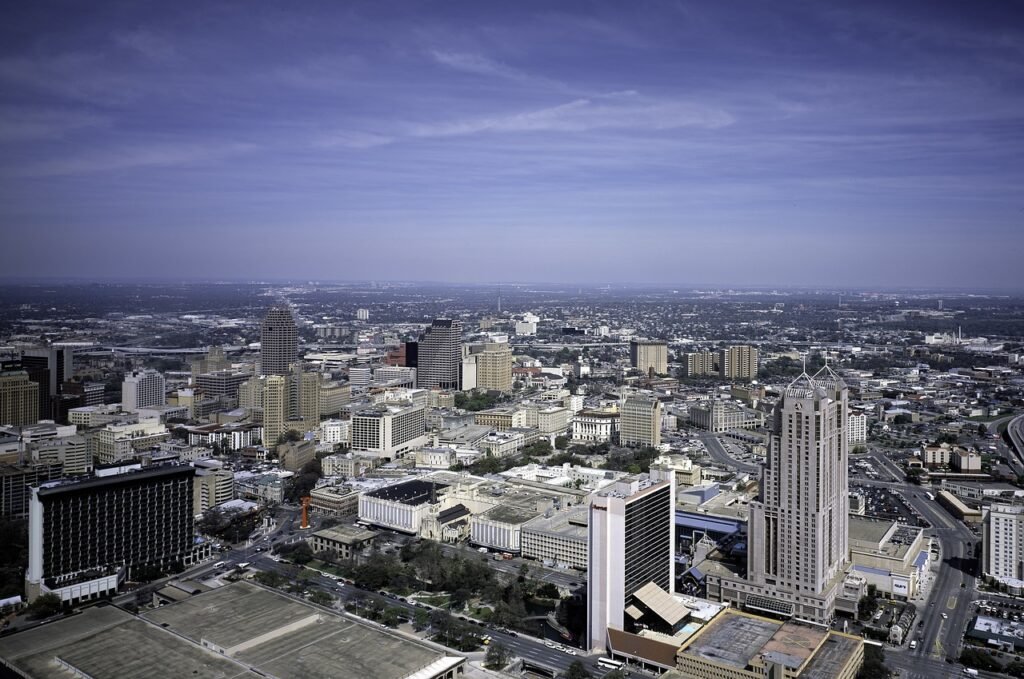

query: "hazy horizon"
xmin=2 ymin=1 xmax=1022 ymax=289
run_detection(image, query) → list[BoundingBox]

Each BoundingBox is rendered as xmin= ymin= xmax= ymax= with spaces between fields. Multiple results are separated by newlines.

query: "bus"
xmin=597 ymin=658 xmax=624 ymax=670
xmin=925 ymin=492 xmax=935 ymax=501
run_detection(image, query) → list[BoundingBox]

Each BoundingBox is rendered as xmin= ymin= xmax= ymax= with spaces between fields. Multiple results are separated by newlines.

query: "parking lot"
xmin=850 ymin=483 xmax=928 ymax=527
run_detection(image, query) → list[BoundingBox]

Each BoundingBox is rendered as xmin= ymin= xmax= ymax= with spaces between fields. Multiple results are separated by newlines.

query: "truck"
xmin=909 ymin=640 xmax=917 ymax=650
xmin=963 ymin=669 xmax=979 ymax=676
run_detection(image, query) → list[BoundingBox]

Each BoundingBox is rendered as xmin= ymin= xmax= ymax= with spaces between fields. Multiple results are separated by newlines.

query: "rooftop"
xmin=311 ymin=525 xmax=377 ymax=545
xmin=365 ymin=478 xmax=449 ymax=505
xmin=682 ymin=609 xmax=781 ymax=669
xmin=801 ymin=633 xmax=864 ymax=679
xmin=0 ymin=605 xmax=257 ymax=679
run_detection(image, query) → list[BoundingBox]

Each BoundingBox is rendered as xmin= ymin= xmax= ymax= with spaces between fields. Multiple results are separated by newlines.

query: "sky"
xmin=1 ymin=1 xmax=1022 ymax=289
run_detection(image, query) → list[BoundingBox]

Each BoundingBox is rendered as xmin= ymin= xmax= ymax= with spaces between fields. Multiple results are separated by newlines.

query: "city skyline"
xmin=2 ymin=1 xmax=1023 ymax=288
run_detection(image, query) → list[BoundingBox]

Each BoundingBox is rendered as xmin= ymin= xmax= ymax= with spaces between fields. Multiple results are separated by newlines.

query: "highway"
xmin=1006 ymin=414 xmax=1024 ymax=469
xmin=699 ymin=434 xmax=759 ymax=474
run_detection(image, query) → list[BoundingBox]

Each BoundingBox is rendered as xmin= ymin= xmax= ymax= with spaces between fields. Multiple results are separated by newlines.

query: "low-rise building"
xmin=521 ymin=504 xmax=588 ymax=569
xmin=674 ymin=609 xmax=863 ymax=679
xmin=308 ymin=525 xmax=376 ymax=559
xmin=688 ymin=400 xmax=765 ymax=433
xmin=309 ymin=485 xmax=360 ymax=516
xmin=235 ymin=472 xmax=286 ymax=505
xmin=321 ymin=453 xmax=379 ymax=477
xmin=848 ymin=516 xmax=929 ymax=600
xmin=277 ymin=439 xmax=316 ymax=472
xmin=92 ymin=420 xmax=170 ymax=465
xmin=571 ymin=409 xmax=619 ymax=443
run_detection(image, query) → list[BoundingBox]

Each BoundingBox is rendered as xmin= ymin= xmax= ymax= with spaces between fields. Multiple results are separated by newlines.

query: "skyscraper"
xmin=587 ymin=476 xmax=676 ymax=651
xmin=21 ymin=346 xmax=74 ymax=420
xmin=260 ymin=306 xmax=298 ymax=377
xmin=263 ymin=375 xmax=287 ymax=446
xmin=707 ymin=365 xmax=849 ymax=624
xmin=417 ymin=319 xmax=462 ymax=390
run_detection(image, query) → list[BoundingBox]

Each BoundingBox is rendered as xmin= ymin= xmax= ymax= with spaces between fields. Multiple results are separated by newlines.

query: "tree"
xmin=536 ymin=582 xmax=561 ymax=599
xmin=564 ymin=660 xmax=591 ymax=679
xmin=554 ymin=435 xmax=569 ymax=450
xmin=960 ymin=647 xmax=1001 ymax=672
xmin=254 ymin=571 xmax=285 ymax=588
xmin=25 ymin=593 xmax=63 ymax=620
xmin=856 ymin=644 xmax=890 ymax=678
xmin=978 ymin=423 xmax=988 ymax=436
xmin=309 ymin=590 xmax=335 ymax=607
xmin=484 ymin=643 xmax=512 ymax=670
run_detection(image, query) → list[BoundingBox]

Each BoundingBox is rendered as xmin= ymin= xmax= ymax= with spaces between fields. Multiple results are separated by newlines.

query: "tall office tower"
xmin=719 ymin=345 xmax=759 ymax=381
xmin=21 ymin=346 xmax=74 ymax=420
xmin=356 ymin=308 xmax=370 ymax=321
xmin=290 ymin=366 xmax=321 ymax=427
xmin=629 ymin=340 xmax=668 ymax=376
xmin=263 ymin=375 xmax=287 ymax=446
xmin=260 ymin=306 xmax=298 ymax=377
xmin=587 ymin=476 xmax=676 ymax=651
xmin=681 ymin=350 xmax=716 ymax=377
xmin=619 ymin=395 xmax=662 ymax=448
xmin=984 ymin=504 xmax=1024 ymax=582
xmin=417 ymin=319 xmax=462 ymax=390
xmin=0 ymin=369 xmax=40 ymax=426
xmin=25 ymin=465 xmax=196 ymax=603
xmin=740 ymin=365 xmax=849 ymax=623
xmin=121 ymin=369 xmax=166 ymax=413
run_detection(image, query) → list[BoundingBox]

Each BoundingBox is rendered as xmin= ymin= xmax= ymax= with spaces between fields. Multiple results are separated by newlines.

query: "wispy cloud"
xmin=431 ymin=51 xmax=531 ymax=81
xmin=313 ymin=130 xmax=395 ymax=149
xmin=113 ymin=29 xmax=177 ymax=61
xmin=409 ymin=96 xmax=734 ymax=137
xmin=9 ymin=141 xmax=257 ymax=177
xmin=0 ymin=107 xmax=108 ymax=143
xmin=430 ymin=50 xmax=573 ymax=92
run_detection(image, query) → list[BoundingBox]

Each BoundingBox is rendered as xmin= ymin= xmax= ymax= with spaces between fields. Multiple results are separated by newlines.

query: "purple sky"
xmin=1 ymin=1 xmax=1022 ymax=289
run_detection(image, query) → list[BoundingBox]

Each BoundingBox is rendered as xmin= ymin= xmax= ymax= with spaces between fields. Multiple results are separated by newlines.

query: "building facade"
xmin=0 ymin=370 xmax=39 ymax=426
xmin=984 ymin=504 xmax=1024 ymax=583
xmin=719 ymin=345 xmax=759 ymax=381
xmin=350 ymin=404 xmax=427 ymax=460
xmin=470 ymin=343 xmax=513 ymax=392
xmin=619 ymin=395 xmax=662 ymax=448
xmin=709 ymin=366 xmax=850 ymax=624
xmin=630 ymin=340 xmax=669 ymax=376
xmin=122 ymin=369 xmax=166 ymax=413
xmin=587 ymin=476 xmax=676 ymax=651
xmin=260 ymin=306 xmax=298 ymax=377
xmin=26 ymin=465 xmax=196 ymax=603
xmin=417 ymin=319 xmax=463 ymax=391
